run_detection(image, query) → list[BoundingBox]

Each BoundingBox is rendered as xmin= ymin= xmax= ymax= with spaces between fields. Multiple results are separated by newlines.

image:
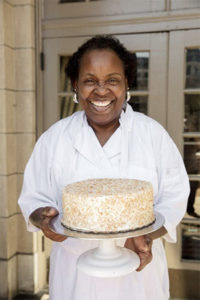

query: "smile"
xmin=90 ymin=100 xmax=112 ymax=107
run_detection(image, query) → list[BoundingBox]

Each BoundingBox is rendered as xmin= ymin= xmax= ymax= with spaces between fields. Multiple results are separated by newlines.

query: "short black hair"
xmin=66 ymin=35 xmax=136 ymax=88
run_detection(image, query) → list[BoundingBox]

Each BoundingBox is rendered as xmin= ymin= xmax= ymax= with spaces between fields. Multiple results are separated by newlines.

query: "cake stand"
xmin=51 ymin=211 xmax=164 ymax=278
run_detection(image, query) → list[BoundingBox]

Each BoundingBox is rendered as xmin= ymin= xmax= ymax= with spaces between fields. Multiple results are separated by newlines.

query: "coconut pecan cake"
xmin=62 ymin=178 xmax=155 ymax=233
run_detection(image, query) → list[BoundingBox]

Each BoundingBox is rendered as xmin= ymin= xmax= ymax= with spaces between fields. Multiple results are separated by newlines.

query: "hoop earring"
xmin=126 ymin=90 xmax=131 ymax=102
xmin=73 ymin=92 xmax=78 ymax=103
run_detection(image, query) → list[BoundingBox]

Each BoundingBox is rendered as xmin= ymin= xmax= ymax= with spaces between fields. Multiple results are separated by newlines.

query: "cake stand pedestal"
xmin=77 ymin=239 xmax=140 ymax=277
xmin=51 ymin=211 xmax=164 ymax=278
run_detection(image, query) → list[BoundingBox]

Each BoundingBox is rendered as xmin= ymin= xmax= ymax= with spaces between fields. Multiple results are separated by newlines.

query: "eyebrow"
xmin=84 ymin=72 xmax=122 ymax=77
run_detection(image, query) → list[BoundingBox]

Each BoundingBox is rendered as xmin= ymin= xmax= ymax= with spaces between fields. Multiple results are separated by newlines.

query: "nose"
xmin=94 ymin=84 xmax=108 ymax=96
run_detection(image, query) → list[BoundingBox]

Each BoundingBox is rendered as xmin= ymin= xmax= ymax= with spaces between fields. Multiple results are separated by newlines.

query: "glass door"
xmin=168 ymin=29 xmax=200 ymax=218
xmin=166 ymin=29 xmax=200 ymax=273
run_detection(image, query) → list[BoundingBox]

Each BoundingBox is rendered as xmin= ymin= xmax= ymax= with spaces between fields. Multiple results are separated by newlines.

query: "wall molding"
xmin=42 ymin=9 xmax=200 ymax=38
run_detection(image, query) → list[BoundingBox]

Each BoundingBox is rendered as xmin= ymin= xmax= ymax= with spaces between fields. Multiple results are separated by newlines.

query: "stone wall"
xmin=0 ymin=1 xmax=46 ymax=298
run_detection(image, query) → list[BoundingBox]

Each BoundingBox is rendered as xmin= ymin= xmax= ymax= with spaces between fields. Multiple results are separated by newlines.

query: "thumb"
xmin=43 ymin=207 xmax=59 ymax=217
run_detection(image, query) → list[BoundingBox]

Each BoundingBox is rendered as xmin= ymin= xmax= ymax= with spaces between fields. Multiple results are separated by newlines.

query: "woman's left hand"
xmin=124 ymin=235 xmax=153 ymax=271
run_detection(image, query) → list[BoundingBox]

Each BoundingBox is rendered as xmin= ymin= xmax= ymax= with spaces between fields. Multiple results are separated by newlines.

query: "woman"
xmin=18 ymin=35 xmax=189 ymax=300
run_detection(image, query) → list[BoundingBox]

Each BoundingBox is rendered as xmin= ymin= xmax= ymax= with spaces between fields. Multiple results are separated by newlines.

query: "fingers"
xmin=30 ymin=207 xmax=66 ymax=242
xmin=30 ymin=206 xmax=59 ymax=228
xmin=42 ymin=206 xmax=59 ymax=218
xmin=124 ymin=238 xmax=136 ymax=252
xmin=36 ymin=207 xmax=66 ymax=242
xmin=41 ymin=217 xmax=67 ymax=242
xmin=135 ymin=235 xmax=152 ymax=271
xmin=134 ymin=235 xmax=152 ymax=252
xmin=42 ymin=227 xmax=67 ymax=242
xmin=125 ymin=235 xmax=153 ymax=272
xmin=136 ymin=249 xmax=152 ymax=272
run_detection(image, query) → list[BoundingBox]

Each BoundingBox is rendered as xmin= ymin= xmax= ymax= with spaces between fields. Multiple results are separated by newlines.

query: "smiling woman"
xmin=18 ymin=35 xmax=189 ymax=300
xmin=75 ymin=49 xmax=127 ymax=142
xmin=66 ymin=36 xmax=136 ymax=145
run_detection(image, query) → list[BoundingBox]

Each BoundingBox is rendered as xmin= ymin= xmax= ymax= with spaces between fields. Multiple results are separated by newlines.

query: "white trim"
xmin=44 ymin=0 xmax=166 ymax=19
xmin=184 ymin=89 xmax=200 ymax=94
xmin=42 ymin=9 xmax=200 ymax=38
xmin=183 ymin=132 xmax=200 ymax=138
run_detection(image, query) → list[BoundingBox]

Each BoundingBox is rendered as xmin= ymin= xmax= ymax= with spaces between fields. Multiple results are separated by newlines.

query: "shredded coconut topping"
xmin=62 ymin=178 xmax=155 ymax=232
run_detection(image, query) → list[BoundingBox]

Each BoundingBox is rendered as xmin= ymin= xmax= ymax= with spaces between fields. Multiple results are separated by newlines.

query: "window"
xmin=181 ymin=222 xmax=200 ymax=261
xmin=184 ymin=48 xmax=200 ymax=217
xmin=59 ymin=56 xmax=81 ymax=119
xmin=128 ymin=52 xmax=149 ymax=115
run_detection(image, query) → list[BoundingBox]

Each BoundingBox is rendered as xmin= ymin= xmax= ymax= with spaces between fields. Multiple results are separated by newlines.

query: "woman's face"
xmin=75 ymin=49 xmax=128 ymax=128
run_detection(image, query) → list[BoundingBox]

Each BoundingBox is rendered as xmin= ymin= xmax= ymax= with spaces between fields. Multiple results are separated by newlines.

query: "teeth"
xmin=91 ymin=100 xmax=111 ymax=107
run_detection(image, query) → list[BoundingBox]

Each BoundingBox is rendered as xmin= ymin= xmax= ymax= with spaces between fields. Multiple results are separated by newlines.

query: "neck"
xmin=88 ymin=118 xmax=120 ymax=147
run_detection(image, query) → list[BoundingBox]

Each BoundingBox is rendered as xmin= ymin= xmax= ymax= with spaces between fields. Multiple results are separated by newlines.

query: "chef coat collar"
xmin=102 ymin=126 xmax=121 ymax=159
xmin=119 ymin=104 xmax=134 ymax=175
xmin=119 ymin=103 xmax=133 ymax=132
xmin=71 ymin=104 xmax=134 ymax=166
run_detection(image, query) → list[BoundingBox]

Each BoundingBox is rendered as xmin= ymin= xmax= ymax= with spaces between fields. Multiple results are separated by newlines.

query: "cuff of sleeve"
xmin=163 ymin=221 xmax=177 ymax=243
xmin=27 ymin=220 xmax=40 ymax=232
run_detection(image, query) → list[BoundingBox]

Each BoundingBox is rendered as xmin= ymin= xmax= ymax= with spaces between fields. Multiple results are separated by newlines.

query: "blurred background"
xmin=0 ymin=0 xmax=200 ymax=299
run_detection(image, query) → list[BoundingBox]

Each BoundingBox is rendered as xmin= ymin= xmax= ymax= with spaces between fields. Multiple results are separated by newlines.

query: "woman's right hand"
xmin=29 ymin=206 xmax=67 ymax=242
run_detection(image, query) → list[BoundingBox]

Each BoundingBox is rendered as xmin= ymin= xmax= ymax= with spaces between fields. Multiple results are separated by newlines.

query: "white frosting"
xmin=62 ymin=178 xmax=155 ymax=232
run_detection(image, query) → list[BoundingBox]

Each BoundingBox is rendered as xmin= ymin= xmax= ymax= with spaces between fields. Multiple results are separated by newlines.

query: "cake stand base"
xmin=77 ymin=239 xmax=140 ymax=277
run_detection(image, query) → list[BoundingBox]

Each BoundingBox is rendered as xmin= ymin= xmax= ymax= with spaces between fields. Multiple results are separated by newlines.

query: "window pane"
xmin=181 ymin=223 xmax=200 ymax=260
xmin=59 ymin=96 xmax=82 ymax=119
xmin=130 ymin=52 xmax=149 ymax=91
xmin=185 ymin=48 xmax=200 ymax=89
xmin=129 ymin=95 xmax=148 ymax=115
xmin=186 ymin=181 xmax=200 ymax=217
xmin=60 ymin=56 xmax=72 ymax=93
xmin=184 ymin=137 xmax=200 ymax=175
xmin=184 ymin=94 xmax=200 ymax=132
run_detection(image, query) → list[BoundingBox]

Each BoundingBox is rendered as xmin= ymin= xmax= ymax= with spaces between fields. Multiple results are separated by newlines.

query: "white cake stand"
xmin=51 ymin=211 xmax=164 ymax=278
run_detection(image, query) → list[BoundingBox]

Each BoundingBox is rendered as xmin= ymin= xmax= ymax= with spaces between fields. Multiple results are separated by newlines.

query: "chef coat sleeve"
xmin=154 ymin=128 xmax=190 ymax=243
xmin=18 ymin=133 xmax=59 ymax=232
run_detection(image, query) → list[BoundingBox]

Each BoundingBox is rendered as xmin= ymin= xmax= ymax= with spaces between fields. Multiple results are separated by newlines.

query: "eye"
xmin=83 ymin=79 xmax=96 ymax=86
xmin=107 ymin=78 xmax=120 ymax=86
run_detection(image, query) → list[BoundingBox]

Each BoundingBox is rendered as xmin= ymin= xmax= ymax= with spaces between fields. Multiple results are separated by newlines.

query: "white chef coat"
xmin=18 ymin=104 xmax=190 ymax=300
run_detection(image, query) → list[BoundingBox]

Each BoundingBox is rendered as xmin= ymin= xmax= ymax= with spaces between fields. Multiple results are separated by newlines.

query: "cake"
xmin=62 ymin=178 xmax=155 ymax=233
